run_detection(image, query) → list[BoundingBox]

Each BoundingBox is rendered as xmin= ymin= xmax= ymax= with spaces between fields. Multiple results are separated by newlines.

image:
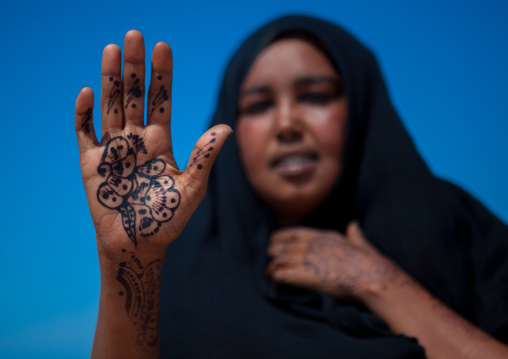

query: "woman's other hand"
xmin=266 ymin=222 xmax=399 ymax=301
xmin=75 ymin=30 xmax=232 ymax=256
xmin=267 ymin=223 xmax=508 ymax=358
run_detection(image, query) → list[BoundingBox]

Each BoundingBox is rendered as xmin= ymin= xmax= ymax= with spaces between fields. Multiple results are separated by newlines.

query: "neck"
xmin=275 ymin=212 xmax=304 ymax=228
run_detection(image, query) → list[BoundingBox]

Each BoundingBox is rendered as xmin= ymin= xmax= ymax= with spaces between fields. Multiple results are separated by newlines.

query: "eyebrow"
xmin=239 ymin=76 xmax=340 ymax=98
xmin=239 ymin=85 xmax=271 ymax=98
xmin=294 ymin=76 xmax=339 ymax=87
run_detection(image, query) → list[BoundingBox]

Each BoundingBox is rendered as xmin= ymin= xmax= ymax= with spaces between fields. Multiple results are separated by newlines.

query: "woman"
xmin=75 ymin=15 xmax=508 ymax=358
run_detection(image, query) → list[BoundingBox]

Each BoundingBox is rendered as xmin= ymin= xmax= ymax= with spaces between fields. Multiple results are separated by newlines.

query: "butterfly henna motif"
xmin=96 ymin=134 xmax=180 ymax=247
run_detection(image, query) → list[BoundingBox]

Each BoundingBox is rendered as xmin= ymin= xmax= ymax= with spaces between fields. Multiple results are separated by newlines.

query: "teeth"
xmin=272 ymin=152 xmax=318 ymax=176
xmin=277 ymin=155 xmax=309 ymax=166
xmin=274 ymin=155 xmax=318 ymax=170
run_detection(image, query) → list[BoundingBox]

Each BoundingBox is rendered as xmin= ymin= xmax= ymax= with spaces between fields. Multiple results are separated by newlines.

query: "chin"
xmin=249 ymin=168 xmax=338 ymax=222
xmin=262 ymin=188 xmax=327 ymax=221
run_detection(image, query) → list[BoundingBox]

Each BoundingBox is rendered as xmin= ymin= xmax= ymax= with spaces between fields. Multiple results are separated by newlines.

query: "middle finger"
xmin=122 ymin=30 xmax=146 ymax=126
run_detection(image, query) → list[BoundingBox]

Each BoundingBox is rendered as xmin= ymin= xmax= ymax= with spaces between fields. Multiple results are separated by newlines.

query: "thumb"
xmin=184 ymin=124 xmax=233 ymax=189
xmin=346 ymin=221 xmax=372 ymax=248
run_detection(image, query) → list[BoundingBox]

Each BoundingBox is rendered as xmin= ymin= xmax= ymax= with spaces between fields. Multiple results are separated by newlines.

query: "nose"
xmin=274 ymin=98 xmax=303 ymax=143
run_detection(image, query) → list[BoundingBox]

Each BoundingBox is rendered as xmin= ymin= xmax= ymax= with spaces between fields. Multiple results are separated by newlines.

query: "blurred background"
xmin=0 ymin=0 xmax=506 ymax=357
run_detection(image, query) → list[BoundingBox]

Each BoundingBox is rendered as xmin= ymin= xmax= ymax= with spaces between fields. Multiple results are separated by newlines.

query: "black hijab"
xmin=161 ymin=15 xmax=508 ymax=358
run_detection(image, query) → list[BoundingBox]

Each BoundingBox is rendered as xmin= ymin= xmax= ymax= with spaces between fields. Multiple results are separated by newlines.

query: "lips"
xmin=271 ymin=149 xmax=319 ymax=177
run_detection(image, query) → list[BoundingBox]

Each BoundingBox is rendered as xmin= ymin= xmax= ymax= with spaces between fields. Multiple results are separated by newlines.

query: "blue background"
xmin=0 ymin=0 xmax=506 ymax=357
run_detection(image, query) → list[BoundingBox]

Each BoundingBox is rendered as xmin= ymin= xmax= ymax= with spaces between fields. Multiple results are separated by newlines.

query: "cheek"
xmin=308 ymin=102 xmax=348 ymax=160
xmin=236 ymin=119 xmax=271 ymax=173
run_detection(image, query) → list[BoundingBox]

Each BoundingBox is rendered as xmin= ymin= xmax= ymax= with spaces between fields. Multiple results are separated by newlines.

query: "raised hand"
xmin=75 ymin=30 xmax=231 ymax=255
xmin=76 ymin=31 xmax=231 ymax=358
xmin=266 ymin=222 xmax=400 ymax=300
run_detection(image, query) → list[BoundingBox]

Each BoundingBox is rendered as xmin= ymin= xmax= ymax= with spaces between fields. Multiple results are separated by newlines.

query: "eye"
xmin=298 ymin=92 xmax=335 ymax=105
xmin=241 ymin=100 xmax=274 ymax=115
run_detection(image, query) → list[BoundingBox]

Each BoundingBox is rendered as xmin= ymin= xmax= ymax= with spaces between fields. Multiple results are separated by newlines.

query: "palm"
xmin=80 ymin=127 xmax=178 ymax=247
xmin=75 ymin=31 xmax=230 ymax=252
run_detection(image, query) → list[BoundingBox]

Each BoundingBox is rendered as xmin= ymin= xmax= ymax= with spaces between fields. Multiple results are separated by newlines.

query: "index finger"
xmin=270 ymin=227 xmax=307 ymax=244
xmin=122 ymin=30 xmax=146 ymax=127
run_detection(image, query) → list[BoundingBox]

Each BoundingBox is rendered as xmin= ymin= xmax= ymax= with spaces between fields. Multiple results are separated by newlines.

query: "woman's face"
xmin=236 ymin=38 xmax=348 ymax=224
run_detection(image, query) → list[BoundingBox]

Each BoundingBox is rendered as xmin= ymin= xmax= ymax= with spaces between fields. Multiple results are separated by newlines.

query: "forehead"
xmin=241 ymin=38 xmax=338 ymax=89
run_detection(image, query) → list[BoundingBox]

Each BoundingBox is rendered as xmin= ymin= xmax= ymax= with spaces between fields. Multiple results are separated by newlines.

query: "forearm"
xmin=92 ymin=244 xmax=166 ymax=359
xmin=361 ymin=269 xmax=508 ymax=359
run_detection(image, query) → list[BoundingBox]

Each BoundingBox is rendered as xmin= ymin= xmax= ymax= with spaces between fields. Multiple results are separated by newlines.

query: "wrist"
xmin=96 ymin=241 xmax=166 ymax=283
xmin=96 ymin=232 xmax=169 ymax=261
xmin=360 ymin=266 xmax=422 ymax=317
xmin=354 ymin=258 xmax=407 ymax=305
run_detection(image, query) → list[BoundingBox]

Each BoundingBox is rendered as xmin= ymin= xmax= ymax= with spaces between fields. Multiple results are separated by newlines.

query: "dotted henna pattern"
xmin=189 ymin=132 xmax=216 ymax=170
xmin=96 ymin=134 xmax=180 ymax=247
xmin=107 ymin=76 xmax=121 ymax=115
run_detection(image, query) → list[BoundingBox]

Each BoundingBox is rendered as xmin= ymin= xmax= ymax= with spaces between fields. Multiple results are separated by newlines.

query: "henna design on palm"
xmin=96 ymin=134 xmax=180 ymax=247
